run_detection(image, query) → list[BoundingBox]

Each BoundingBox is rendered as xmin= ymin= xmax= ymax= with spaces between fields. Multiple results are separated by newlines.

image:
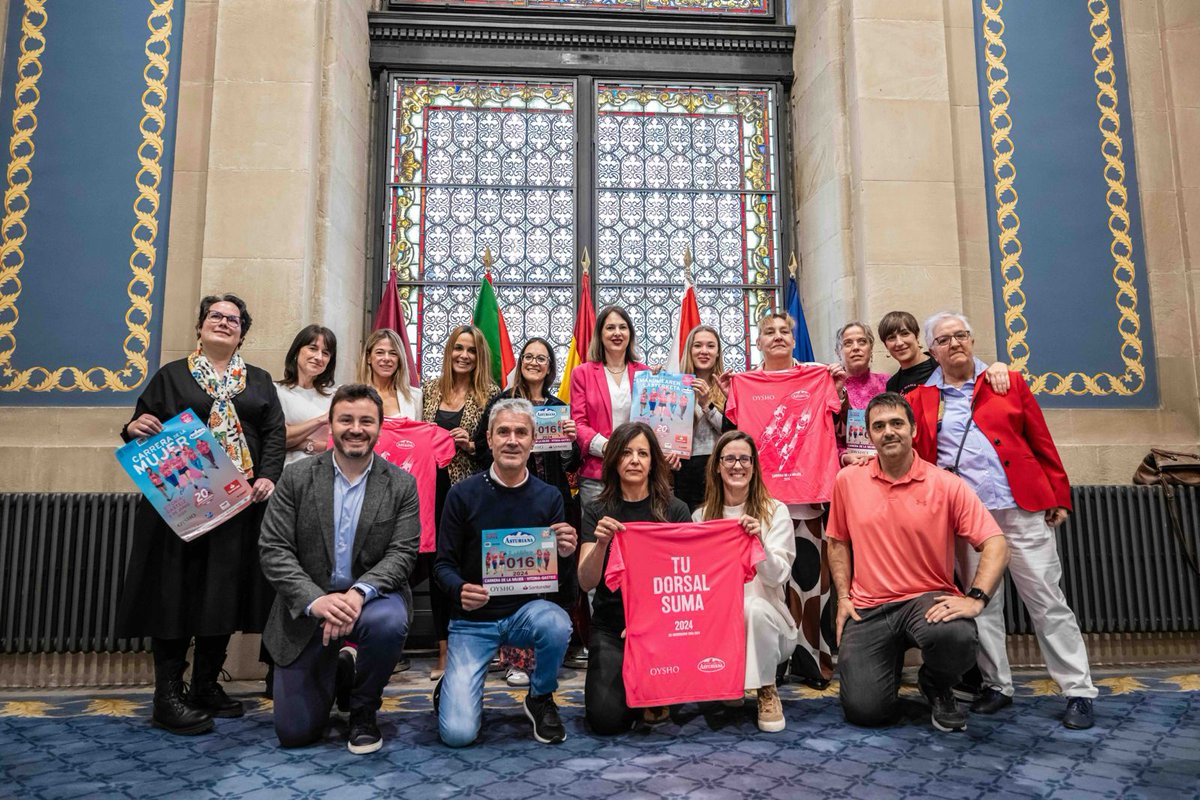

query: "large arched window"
xmin=373 ymin=8 xmax=793 ymax=381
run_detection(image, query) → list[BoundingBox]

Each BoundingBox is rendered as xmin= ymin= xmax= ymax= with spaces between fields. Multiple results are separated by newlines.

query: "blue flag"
xmin=785 ymin=274 xmax=815 ymax=362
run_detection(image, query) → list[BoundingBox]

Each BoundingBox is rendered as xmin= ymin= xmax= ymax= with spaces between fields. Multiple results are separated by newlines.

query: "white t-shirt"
xmin=275 ymin=383 xmax=334 ymax=466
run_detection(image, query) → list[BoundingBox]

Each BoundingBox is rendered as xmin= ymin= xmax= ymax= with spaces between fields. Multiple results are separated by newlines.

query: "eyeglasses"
xmin=521 ymin=354 xmax=549 ymax=365
xmin=205 ymin=311 xmax=242 ymax=327
xmin=931 ymin=330 xmax=971 ymax=348
xmin=719 ymin=455 xmax=753 ymax=467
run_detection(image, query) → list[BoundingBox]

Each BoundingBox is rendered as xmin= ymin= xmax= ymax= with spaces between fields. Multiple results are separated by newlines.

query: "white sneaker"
xmin=506 ymin=667 xmax=530 ymax=687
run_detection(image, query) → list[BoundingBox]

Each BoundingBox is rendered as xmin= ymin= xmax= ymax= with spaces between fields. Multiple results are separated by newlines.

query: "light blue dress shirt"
xmin=926 ymin=358 xmax=1017 ymax=511
xmin=306 ymin=455 xmax=378 ymax=617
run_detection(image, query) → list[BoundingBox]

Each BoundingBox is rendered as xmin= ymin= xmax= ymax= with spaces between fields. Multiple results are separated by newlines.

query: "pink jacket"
xmin=569 ymin=360 xmax=650 ymax=480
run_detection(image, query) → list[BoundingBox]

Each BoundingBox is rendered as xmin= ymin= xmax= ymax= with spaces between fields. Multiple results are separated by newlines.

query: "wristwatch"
xmin=304 ymin=439 xmax=315 ymax=455
xmin=351 ymin=586 xmax=368 ymax=599
xmin=966 ymin=587 xmax=991 ymax=607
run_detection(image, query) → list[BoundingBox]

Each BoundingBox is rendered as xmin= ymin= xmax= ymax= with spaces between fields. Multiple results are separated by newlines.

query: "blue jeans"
xmin=439 ymin=599 xmax=571 ymax=747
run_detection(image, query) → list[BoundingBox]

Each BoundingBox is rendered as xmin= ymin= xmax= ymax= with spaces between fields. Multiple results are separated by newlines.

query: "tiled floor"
xmin=2 ymin=664 xmax=1197 ymax=799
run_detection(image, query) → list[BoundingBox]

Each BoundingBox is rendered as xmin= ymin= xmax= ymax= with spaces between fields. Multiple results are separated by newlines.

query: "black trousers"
xmin=585 ymin=627 xmax=638 ymax=735
xmin=415 ymin=552 xmax=451 ymax=641
xmin=837 ymin=592 xmax=978 ymax=727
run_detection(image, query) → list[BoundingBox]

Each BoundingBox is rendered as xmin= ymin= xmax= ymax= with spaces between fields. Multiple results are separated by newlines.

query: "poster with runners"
xmin=631 ymin=371 xmax=694 ymax=457
xmin=115 ymin=408 xmax=253 ymax=541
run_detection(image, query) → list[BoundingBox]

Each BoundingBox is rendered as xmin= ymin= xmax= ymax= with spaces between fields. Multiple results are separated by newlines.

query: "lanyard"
xmin=940 ymin=386 xmax=980 ymax=475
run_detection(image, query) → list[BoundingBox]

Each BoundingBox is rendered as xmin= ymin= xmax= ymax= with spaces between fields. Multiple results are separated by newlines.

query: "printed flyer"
xmin=631 ymin=371 xmax=694 ymax=457
xmin=115 ymin=409 xmax=253 ymax=542
xmin=531 ymin=405 xmax=572 ymax=453
xmin=845 ymin=407 xmax=875 ymax=456
xmin=482 ymin=527 xmax=558 ymax=596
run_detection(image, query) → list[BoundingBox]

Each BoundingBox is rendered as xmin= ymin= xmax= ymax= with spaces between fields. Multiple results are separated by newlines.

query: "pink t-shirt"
xmin=725 ymin=366 xmax=842 ymax=504
xmin=605 ymin=519 xmax=764 ymax=707
xmin=374 ymin=418 xmax=456 ymax=552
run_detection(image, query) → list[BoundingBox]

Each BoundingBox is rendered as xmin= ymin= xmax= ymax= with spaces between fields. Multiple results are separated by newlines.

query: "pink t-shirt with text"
xmin=374 ymin=418 xmax=456 ymax=552
xmin=725 ymin=366 xmax=841 ymax=504
xmin=605 ymin=519 xmax=764 ymax=707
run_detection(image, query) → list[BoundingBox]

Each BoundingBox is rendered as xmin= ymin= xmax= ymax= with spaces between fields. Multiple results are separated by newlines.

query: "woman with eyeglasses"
xmin=674 ymin=324 xmax=733 ymax=509
xmin=474 ymin=337 xmax=583 ymax=685
xmin=578 ymin=422 xmax=692 ymax=735
xmin=117 ymin=294 xmax=285 ymax=736
xmin=420 ymin=324 xmax=499 ymax=680
xmin=276 ymin=324 xmax=338 ymax=466
xmin=695 ymin=431 xmax=798 ymax=733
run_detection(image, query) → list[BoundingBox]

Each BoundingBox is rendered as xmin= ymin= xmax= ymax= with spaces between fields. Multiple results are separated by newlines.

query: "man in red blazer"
xmin=906 ymin=312 xmax=1096 ymax=730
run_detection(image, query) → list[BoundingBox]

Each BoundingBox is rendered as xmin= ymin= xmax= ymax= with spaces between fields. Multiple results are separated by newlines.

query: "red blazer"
xmin=569 ymin=360 xmax=650 ymax=480
xmin=906 ymin=372 xmax=1072 ymax=512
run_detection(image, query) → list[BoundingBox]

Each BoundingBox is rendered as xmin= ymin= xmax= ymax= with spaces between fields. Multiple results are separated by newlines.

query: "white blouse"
xmin=275 ymin=383 xmax=334 ymax=466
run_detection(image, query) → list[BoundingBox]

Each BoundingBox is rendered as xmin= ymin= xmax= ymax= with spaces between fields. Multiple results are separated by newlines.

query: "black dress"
xmin=116 ymin=358 xmax=285 ymax=639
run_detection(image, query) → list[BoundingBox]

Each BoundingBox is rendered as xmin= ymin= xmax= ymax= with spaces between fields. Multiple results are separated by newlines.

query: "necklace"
xmin=605 ymin=364 xmax=625 ymax=376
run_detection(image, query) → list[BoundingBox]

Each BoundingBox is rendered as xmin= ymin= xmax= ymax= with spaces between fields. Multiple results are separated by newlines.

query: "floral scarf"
xmin=188 ymin=348 xmax=254 ymax=478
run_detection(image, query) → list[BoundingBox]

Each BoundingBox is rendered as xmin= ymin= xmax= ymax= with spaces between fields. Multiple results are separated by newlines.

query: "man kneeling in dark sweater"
xmin=435 ymin=397 xmax=578 ymax=746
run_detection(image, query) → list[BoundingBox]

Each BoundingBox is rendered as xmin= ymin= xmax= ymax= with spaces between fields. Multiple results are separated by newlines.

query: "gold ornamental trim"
xmin=0 ymin=0 xmax=174 ymax=393
xmin=980 ymin=0 xmax=1146 ymax=396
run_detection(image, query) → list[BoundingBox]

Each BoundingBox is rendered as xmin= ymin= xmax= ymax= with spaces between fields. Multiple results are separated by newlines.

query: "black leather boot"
xmin=189 ymin=644 xmax=245 ymax=719
xmin=152 ymin=659 xmax=213 ymax=735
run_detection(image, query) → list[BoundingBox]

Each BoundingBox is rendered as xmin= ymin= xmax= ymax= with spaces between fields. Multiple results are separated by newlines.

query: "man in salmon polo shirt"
xmin=827 ymin=393 xmax=1009 ymax=732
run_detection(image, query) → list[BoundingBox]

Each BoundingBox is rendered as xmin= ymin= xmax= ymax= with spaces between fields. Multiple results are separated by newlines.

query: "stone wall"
xmin=0 ymin=0 xmax=377 ymax=493
xmin=790 ymin=0 xmax=1200 ymax=484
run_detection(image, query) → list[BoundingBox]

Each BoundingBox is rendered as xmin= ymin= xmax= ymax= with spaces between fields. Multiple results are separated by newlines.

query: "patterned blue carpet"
xmin=2 ymin=669 xmax=1198 ymax=799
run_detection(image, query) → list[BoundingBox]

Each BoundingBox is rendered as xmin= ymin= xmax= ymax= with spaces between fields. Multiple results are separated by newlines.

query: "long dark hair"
xmin=597 ymin=422 xmax=674 ymax=521
xmin=701 ymin=431 xmax=774 ymax=523
xmin=588 ymin=305 xmax=640 ymax=365
xmin=512 ymin=337 xmax=558 ymax=400
xmin=280 ymin=324 xmax=338 ymax=394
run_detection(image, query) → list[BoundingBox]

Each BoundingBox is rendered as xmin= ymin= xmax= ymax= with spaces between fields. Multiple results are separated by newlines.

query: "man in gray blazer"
xmin=260 ymin=384 xmax=419 ymax=754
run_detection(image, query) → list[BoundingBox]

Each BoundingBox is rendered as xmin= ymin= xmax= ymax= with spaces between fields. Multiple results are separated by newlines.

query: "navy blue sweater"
xmin=435 ymin=470 xmax=565 ymax=622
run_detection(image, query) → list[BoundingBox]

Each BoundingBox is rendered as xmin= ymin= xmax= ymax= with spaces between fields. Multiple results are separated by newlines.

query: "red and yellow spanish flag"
xmin=557 ymin=267 xmax=595 ymax=403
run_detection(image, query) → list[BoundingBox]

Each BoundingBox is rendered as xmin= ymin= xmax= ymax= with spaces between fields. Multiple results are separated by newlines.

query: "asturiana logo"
xmin=534 ymin=408 xmax=558 ymax=421
xmin=697 ymin=657 xmax=725 ymax=673
xmin=503 ymin=531 xmax=536 ymax=547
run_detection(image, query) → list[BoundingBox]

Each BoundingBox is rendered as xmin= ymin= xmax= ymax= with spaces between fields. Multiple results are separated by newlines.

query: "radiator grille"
xmin=1002 ymin=486 xmax=1200 ymax=634
xmin=1 ymin=487 xmax=1196 ymax=654
xmin=0 ymin=494 xmax=149 ymax=654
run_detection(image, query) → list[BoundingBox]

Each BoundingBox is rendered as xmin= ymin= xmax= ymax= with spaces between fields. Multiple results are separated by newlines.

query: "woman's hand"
xmin=827 ymin=362 xmax=848 ymax=393
xmin=449 ymin=426 xmax=472 ymax=452
xmin=738 ymin=514 xmax=761 ymax=537
xmin=840 ymin=452 xmax=872 ymax=467
xmin=692 ymin=378 xmax=711 ymax=409
xmin=716 ymin=371 xmax=734 ymax=397
xmin=664 ymin=452 xmax=682 ymax=471
xmin=250 ymin=478 xmax=276 ymax=503
xmin=592 ymin=516 xmax=625 ymax=548
xmin=126 ymin=414 xmax=163 ymax=438
xmin=562 ymin=418 xmax=577 ymax=441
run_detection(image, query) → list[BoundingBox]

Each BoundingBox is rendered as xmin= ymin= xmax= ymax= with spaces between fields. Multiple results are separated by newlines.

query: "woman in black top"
xmin=475 ymin=337 xmax=583 ymax=684
xmin=118 ymin=294 xmax=285 ymax=735
xmin=578 ymin=421 xmax=692 ymax=735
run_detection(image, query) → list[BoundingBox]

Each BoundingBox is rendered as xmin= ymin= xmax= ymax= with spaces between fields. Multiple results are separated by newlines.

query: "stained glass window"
xmin=398 ymin=0 xmax=771 ymax=17
xmin=594 ymin=83 xmax=780 ymax=370
xmin=386 ymin=78 xmax=577 ymax=380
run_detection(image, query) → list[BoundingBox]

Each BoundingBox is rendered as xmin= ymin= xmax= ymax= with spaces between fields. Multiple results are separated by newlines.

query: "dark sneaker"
xmin=563 ymin=647 xmax=589 ymax=670
xmin=189 ymin=681 xmax=245 ymax=719
xmin=335 ymin=645 xmax=356 ymax=713
xmin=432 ymin=675 xmax=442 ymax=715
xmin=970 ymin=687 xmax=1013 ymax=714
xmin=524 ymin=692 xmax=566 ymax=744
xmin=394 ymin=656 xmax=411 ymax=673
xmin=347 ymin=707 xmax=382 ymax=754
xmin=1063 ymin=697 xmax=1094 ymax=730
xmin=919 ymin=676 xmax=968 ymax=732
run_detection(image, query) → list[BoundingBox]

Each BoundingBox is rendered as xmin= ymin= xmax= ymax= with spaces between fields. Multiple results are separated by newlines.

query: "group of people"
xmin=116 ymin=293 xmax=1097 ymax=756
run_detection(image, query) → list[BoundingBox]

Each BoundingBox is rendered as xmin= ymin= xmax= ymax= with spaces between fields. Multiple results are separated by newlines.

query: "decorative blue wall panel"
xmin=0 ymin=0 xmax=184 ymax=406
xmin=974 ymin=0 xmax=1157 ymax=408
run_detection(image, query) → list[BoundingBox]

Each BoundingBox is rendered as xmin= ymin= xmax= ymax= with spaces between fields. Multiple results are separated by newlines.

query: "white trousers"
xmin=744 ymin=596 xmax=798 ymax=690
xmin=956 ymin=507 xmax=1097 ymax=698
